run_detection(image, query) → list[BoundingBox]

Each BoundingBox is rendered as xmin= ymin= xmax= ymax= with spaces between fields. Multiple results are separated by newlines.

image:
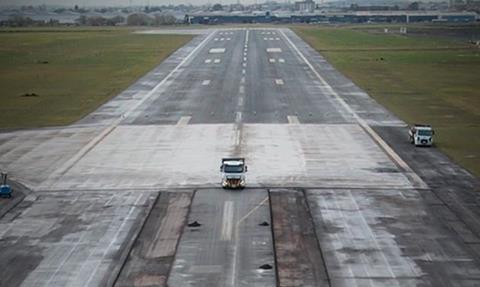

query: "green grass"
xmin=0 ymin=28 xmax=193 ymax=129
xmin=293 ymin=25 xmax=480 ymax=177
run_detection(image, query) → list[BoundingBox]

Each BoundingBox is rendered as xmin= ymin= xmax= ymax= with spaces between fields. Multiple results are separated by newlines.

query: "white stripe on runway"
xmin=221 ymin=201 xmax=234 ymax=241
xmin=202 ymin=80 xmax=211 ymax=86
xmin=176 ymin=116 xmax=191 ymax=126
xmin=287 ymin=115 xmax=300 ymax=124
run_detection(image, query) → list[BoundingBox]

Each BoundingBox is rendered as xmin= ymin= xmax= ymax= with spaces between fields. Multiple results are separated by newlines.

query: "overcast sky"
xmin=0 ymin=0 xmax=273 ymax=6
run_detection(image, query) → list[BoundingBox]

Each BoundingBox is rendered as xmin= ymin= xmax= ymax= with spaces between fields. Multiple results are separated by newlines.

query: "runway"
xmin=0 ymin=28 xmax=479 ymax=287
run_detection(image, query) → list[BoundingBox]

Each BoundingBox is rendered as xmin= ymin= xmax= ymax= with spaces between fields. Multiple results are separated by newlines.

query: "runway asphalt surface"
xmin=0 ymin=28 xmax=479 ymax=287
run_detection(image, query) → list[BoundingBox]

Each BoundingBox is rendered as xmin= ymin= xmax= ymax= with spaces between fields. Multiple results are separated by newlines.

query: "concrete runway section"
xmin=167 ymin=189 xmax=275 ymax=287
xmin=0 ymin=27 xmax=479 ymax=287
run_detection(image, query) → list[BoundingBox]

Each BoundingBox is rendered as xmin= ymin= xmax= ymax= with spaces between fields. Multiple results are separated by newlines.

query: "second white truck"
xmin=409 ymin=124 xmax=435 ymax=147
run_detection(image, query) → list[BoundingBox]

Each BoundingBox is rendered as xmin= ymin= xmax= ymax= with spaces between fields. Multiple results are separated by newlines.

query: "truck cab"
xmin=220 ymin=158 xmax=247 ymax=189
xmin=409 ymin=124 xmax=434 ymax=147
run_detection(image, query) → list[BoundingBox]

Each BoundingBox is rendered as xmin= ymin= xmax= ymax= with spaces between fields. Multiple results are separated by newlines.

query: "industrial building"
xmin=188 ymin=11 xmax=477 ymax=24
xmin=295 ymin=0 xmax=316 ymax=13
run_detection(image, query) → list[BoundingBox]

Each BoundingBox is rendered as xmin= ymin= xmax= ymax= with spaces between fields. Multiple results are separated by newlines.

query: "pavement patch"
xmin=270 ymin=189 xmax=329 ymax=286
xmin=115 ymin=192 xmax=192 ymax=287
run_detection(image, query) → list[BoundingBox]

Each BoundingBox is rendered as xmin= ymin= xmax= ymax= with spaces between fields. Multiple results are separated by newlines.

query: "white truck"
xmin=409 ymin=124 xmax=435 ymax=147
xmin=220 ymin=158 xmax=248 ymax=189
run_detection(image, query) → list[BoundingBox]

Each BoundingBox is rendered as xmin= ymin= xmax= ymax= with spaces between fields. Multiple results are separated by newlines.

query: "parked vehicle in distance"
xmin=0 ymin=172 xmax=12 ymax=198
xmin=409 ymin=124 xmax=435 ymax=147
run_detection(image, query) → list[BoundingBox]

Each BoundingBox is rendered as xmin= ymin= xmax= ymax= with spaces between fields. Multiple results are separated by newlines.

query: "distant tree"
xmin=408 ymin=2 xmax=420 ymax=10
xmin=127 ymin=13 xmax=152 ymax=26
xmin=76 ymin=15 xmax=87 ymax=25
xmin=54 ymin=8 xmax=66 ymax=14
xmin=212 ymin=3 xmax=223 ymax=11
xmin=107 ymin=16 xmax=125 ymax=26
xmin=87 ymin=16 xmax=107 ymax=26
xmin=153 ymin=13 xmax=177 ymax=25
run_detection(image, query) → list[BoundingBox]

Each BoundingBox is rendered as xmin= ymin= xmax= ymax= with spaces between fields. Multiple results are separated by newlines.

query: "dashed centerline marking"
xmin=287 ymin=115 xmax=300 ymax=124
xmin=176 ymin=116 xmax=191 ymax=126
xmin=221 ymin=201 xmax=234 ymax=241
xmin=205 ymin=59 xmax=212 ymax=64
xmin=267 ymin=48 xmax=282 ymax=53
xmin=235 ymin=112 xmax=242 ymax=123
xmin=279 ymin=58 xmax=285 ymax=63
xmin=214 ymin=59 xmax=221 ymax=64
xmin=275 ymin=79 xmax=284 ymax=85
xmin=269 ymin=58 xmax=276 ymax=63
xmin=209 ymin=48 xmax=226 ymax=54
xmin=202 ymin=80 xmax=211 ymax=86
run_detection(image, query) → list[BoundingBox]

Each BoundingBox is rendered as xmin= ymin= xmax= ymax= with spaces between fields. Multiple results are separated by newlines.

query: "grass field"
xmin=0 ymin=28 xmax=193 ymax=129
xmin=293 ymin=25 xmax=480 ymax=177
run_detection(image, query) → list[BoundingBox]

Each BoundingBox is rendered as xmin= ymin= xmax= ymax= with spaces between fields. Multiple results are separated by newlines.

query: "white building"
xmin=295 ymin=0 xmax=316 ymax=13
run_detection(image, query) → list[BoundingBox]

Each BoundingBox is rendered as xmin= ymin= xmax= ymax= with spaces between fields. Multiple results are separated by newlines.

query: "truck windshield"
xmin=418 ymin=130 xmax=432 ymax=136
xmin=224 ymin=165 xmax=243 ymax=173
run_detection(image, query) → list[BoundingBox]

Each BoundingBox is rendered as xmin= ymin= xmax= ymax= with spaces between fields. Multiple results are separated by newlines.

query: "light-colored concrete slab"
xmin=40 ymin=124 xmax=412 ymax=191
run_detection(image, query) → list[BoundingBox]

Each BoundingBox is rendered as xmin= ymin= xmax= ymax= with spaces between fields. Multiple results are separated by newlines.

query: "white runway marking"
xmin=275 ymin=79 xmax=284 ymax=85
xmin=227 ymin=38 xmax=231 ymax=41
xmin=279 ymin=58 xmax=285 ymax=63
xmin=243 ymin=57 xmax=247 ymax=61
xmin=221 ymin=201 xmax=234 ymax=241
xmin=205 ymin=59 xmax=212 ymax=64
xmin=287 ymin=115 xmax=300 ymax=124
xmin=269 ymin=58 xmax=276 ymax=63
xmin=267 ymin=48 xmax=282 ymax=53
xmin=275 ymin=37 xmax=280 ymax=40
xmin=214 ymin=59 xmax=221 ymax=64
xmin=214 ymin=38 xmax=219 ymax=41
xmin=235 ymin=112 xmax=242 ymax=123
xmin=220 ymin=38 xmax=224 ymax=41
xmin=239 ymin=86 xmax=245 ymax=94
xmin=264 ymin=37 xmax=268 ymax=40
xmin=202 ymin=80 xmax=211 ymax=86
xmin=242 ymin=63 xmax=247 ymax=67
xmin=242 ymin=69 xmax=246 ymax=74
xmin=241 ymin=77 xmax=245 ymax=84
xmin=209 ymin=48 xmax=226 ymax=54
xmin=269 ymin=38 xmax=274 ymax=40
xmin=176 ymin=116 xmax=191 ymax=126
